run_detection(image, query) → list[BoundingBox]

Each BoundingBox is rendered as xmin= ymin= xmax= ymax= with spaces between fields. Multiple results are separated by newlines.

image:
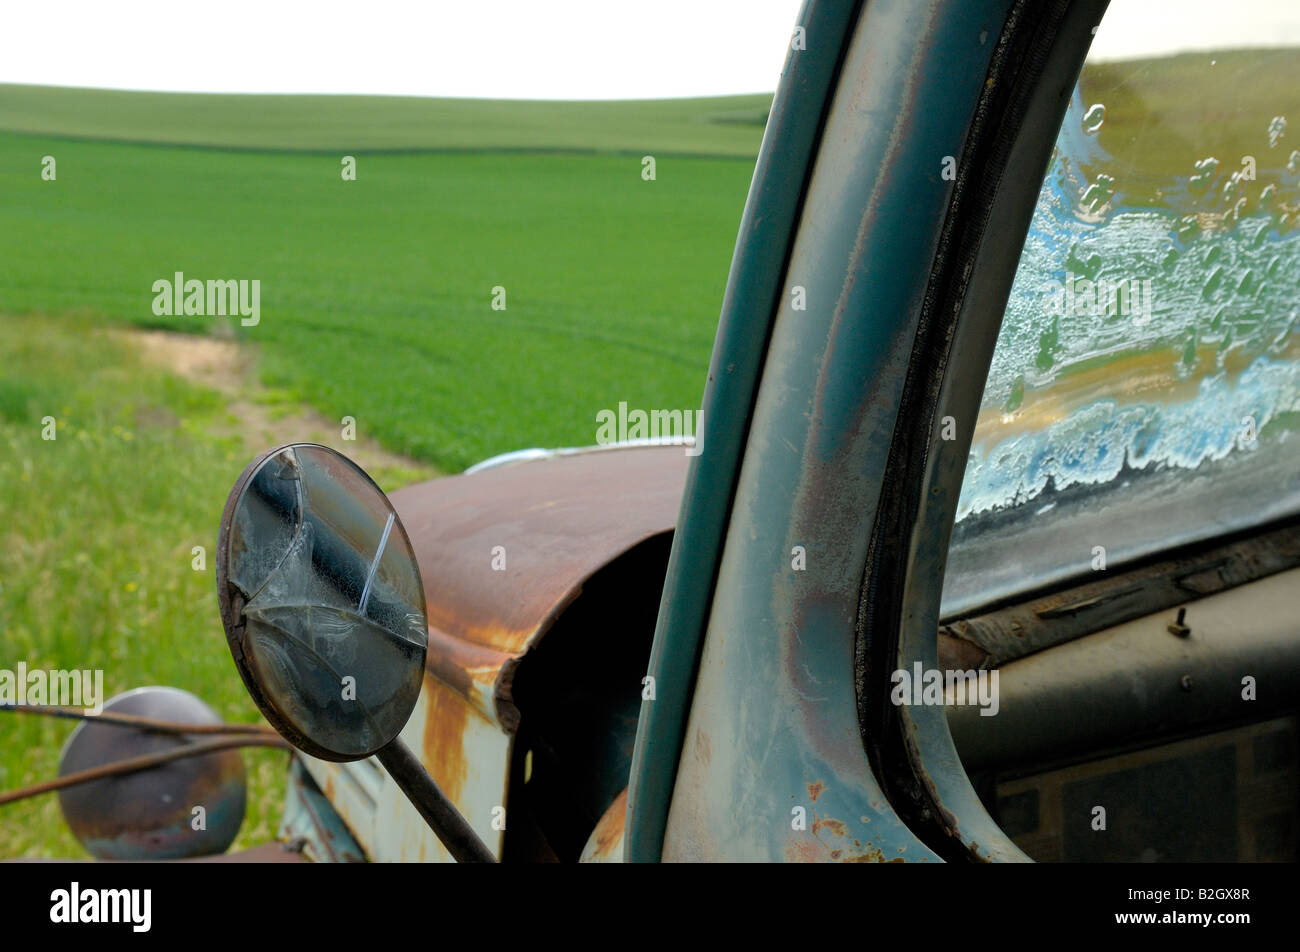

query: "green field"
xmin=0 ymin=96 xmax=760 ymax=471
xmin=0 ymin=85 xmax=762 ymax=857
xmin=0 ymin=314 xmax=290 ymax=857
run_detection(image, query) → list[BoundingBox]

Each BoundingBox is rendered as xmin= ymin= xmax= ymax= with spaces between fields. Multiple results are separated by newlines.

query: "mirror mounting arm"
xmin=375 ymin=738 xmax=497 ymax=863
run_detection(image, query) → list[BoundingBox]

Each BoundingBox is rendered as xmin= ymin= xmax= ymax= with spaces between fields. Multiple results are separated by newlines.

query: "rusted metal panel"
xmin=391 ymin=443 xmax=689 ymax=732
xmin=302 ymin=654 xmax=513 ymax=862
xmin=279 ymin=757 xmax=366 ymax=863
xmin=579 ymin=788 xmax=627 ymax=863
xmin=307 ymin=444 xmax=688 ymax=861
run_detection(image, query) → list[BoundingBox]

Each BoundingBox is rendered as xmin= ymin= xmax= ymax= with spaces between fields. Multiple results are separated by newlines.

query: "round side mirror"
xmin=216 ymin=443 xmax=428 ymax=762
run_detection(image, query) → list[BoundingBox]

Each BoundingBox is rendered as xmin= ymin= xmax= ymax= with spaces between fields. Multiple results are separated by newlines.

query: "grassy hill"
xmin=0 ymin=84 xmax=771 ymax=155
xmin=0 ymin=135 xmax=754 ymax=469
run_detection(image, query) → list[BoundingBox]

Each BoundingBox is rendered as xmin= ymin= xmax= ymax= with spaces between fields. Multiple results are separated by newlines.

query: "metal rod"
xmin=376 ymin=737 xmax=497 ymax=863
xmin=0 ymin=703 xmax=279 ymax=735
xmin=0 ymin=735 xmax=290 ymax=806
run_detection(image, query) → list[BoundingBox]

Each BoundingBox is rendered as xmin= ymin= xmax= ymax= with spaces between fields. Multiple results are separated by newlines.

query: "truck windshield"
xmin=942 ymin=11 xmax=1300 ymax=618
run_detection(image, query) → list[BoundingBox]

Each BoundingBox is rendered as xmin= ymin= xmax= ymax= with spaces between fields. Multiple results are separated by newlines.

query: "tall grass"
xmin=0 ymin=313 xmax=287 ymax=857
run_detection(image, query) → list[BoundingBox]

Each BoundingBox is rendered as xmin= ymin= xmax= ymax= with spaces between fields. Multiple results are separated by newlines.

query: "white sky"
xmin=1090 ymin=0 xmax=1300 ymax=62
xmin=0 ymin=0 xmax=1297 ymax=100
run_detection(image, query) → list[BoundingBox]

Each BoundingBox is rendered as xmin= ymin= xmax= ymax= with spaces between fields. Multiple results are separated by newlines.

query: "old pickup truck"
xmin=29 ymin=0 xmax=1300 ymax=863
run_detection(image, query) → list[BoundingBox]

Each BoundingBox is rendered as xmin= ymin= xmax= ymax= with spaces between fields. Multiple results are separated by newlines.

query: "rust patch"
xmin=394 ymin=448 xmax=682 ymax=652
xmin=815 ymin=817 xmax=848 ymax=838
xmin=937 ymin=630 xmax=989 ymax=671
xmin=789 ymin=823 xmax=901 ymax=863
xmin=694 ymin=727 xmax=713 ymax=768
xmin=795 ymin=805 xmax=861 ymax=862
xmin=582 ymin=788 xmax=628 ymax=862
xmin=420 ymin=675 xmax=470 ymax=804
xmin=386 ymin=445 xmax=688 ymax=734
xmin=783 ymin=838 xmax=825 ymax=862
xmin=844 ymin=845 xmax=884 ymax=862
xmin=391 ymin=445 xmax=687 ymax=659
xmin=425 ymin=625 xmax=515 ymax=726
xmin=807 ymin=780 xmax=826 ymax=802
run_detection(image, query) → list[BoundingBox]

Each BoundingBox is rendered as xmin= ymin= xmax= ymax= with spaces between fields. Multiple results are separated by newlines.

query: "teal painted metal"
xmin=625 ymin=0 xmax=864 ymax=862
xmin=627 ymin=0 xmax=1115 ymax=861
xmin=859 ymin=0 xmax=1109 ymax=861
xmin=654 ymin=0 xmax=1016 ymax=863
xmin=279 ymin=757 xmax=366 ymax=863
xmin=628 ymin=0 xmax=1108 ymax=861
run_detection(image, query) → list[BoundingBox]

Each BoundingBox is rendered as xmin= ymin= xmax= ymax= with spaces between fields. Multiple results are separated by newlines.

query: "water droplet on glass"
xmin=1217 ymin=329 xmax=1235 ymax=369
xmin=1082 ymin=103 xmax=1105 ymax=134
xmin=1223 ymin=172 xmax=1243 ymax=202
xmin=1203 ymin=265 xmax=1224 ymax=300
xmin=1274 ymin=311 xmax=1300 ymax=350
xmin=1189 ymin=157 xmax=1219 ymax=192
xmin=1268 ymin=116 xmax=1287 ymax=148
xmin=1288 ymin=150 xmax=1300 ymax=174
xmin=1081 ymin=173 xmax=1115 ymax=212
